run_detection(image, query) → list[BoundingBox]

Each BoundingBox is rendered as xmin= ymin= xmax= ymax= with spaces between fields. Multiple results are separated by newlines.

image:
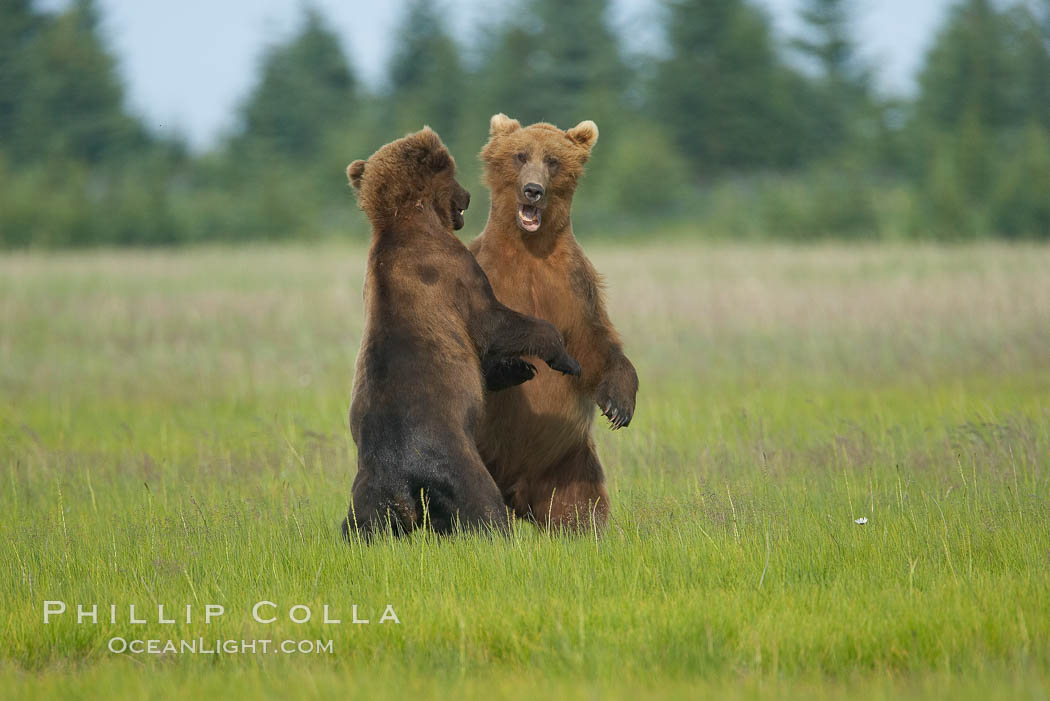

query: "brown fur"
xmin=342 ymin=127 xmax=582 ymax=539
xmin=470 ymin=115 xmax=639 ymax=532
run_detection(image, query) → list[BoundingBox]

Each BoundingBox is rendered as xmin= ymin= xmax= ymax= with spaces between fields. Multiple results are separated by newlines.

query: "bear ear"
xmin=347 ymin=160 xmax=366 ymax=189
xmin=425 ymin=147 xmax=453 ymax=174
xmin=566 ymin=120 xmax=599 ymax=151
xmin=417 ymin=127 xmax=453 ymax=173
xmin=490 ymin=113 xmax=521 ymax=137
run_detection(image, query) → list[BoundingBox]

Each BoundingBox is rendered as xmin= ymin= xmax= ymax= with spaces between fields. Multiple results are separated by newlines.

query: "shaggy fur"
xmin=342 ymin=127 xmax=582 ymax=540
xmin=469 ymin=114 xmax=639 ymax=532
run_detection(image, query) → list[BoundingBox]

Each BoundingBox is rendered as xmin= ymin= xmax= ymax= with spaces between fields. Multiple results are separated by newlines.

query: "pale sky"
xmin=49 ymin=0 xmax=956 ymax=150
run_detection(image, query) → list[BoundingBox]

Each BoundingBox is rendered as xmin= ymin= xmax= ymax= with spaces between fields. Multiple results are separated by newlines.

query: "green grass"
xmin=1 ymin=241 xmax=1048 ymax=699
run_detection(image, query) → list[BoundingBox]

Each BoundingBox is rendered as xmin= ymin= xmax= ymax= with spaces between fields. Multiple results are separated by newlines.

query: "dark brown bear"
xmin=469 ymin=114 xmax=639 ymax=531
xmin=341 ymin=127 xmax=581 ymax=540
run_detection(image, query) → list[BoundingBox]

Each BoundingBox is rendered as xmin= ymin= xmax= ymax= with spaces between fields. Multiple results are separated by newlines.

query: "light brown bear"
xmin=469 ymin=114 xmax=639 ymax=531
xmin=342 ymin=127 xmax=581 ymax=540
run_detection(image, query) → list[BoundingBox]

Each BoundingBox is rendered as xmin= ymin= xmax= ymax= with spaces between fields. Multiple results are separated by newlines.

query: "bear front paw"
xmin=484 ymin=356 xmax=538 ymax=392
xmin=596 ymin=360 xmax=638 ymax=430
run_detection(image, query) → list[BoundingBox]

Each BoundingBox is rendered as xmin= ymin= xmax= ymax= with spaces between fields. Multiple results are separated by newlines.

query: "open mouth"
xmin=517 ymin=204 xmax=541 ymax=233
xmin=452 ymin=207 xmax=465 ymax=230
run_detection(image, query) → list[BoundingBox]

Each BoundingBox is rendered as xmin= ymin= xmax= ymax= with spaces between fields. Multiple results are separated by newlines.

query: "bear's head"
xmin=347 ymin=127 xmax=470 ymax=232
xmin=481 ymin=114 xmax=598 ymax=236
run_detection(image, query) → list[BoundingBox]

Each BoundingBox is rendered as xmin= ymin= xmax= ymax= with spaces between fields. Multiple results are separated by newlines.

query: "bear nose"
xmin=523 ymin=183 xmax=544 ymax=202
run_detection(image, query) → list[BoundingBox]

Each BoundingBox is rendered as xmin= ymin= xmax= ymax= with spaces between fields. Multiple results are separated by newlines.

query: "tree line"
xmin=1 ymin=0 xmax=1048 ymax=246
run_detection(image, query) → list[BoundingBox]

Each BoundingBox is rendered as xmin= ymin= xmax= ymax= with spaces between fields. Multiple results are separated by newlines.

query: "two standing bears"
xmin=342 ymin=128 xmax=582 ymax=539
xmin=344 ymin=116 xmax=638 ymax=537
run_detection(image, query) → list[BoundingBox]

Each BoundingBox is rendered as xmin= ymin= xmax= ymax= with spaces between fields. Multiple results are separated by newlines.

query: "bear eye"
xmin=515 ymin=152 xmax=528 ymax=164
xmin=545 ymin=156 xmax=559 ymax=170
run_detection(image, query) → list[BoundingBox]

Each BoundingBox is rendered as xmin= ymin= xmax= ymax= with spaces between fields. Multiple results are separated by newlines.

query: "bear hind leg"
xmin=408 ymin=451 xmax=511 ymax=536
xmin=519 ymin=442 xmax=610 ymax=534
xmin=343 ymin=476 xmax=418 ymax=541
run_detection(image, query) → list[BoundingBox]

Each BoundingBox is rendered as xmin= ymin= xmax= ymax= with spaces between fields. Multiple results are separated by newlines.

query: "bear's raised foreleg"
xmin=481 ymin=305 xmax=581 ymax=378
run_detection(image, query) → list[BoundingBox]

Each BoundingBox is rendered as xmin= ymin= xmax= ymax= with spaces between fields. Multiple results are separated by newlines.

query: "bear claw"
xmin=548 ymin=354 xmax=582 ymax=377
xmin=599 ymin=398 xmax=633 ymax=430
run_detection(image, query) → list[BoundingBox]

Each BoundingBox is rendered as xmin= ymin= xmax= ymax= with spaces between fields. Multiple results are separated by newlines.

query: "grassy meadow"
xmin=1 ymin=240 xmax=1048 ymax=699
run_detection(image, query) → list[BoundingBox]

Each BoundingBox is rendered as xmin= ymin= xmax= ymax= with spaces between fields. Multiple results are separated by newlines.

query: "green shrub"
xmin=586 ymin=126 xmax=693 ymax=215
xmin=990 ymin=124 xmax=1050 ymax=239
xmin=0 ymin=159 xmax=96 ymax=247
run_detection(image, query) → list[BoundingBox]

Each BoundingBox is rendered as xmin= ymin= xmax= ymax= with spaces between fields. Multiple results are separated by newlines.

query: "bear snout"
xmin=523 ymin=182 xmax=544 ymax=203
